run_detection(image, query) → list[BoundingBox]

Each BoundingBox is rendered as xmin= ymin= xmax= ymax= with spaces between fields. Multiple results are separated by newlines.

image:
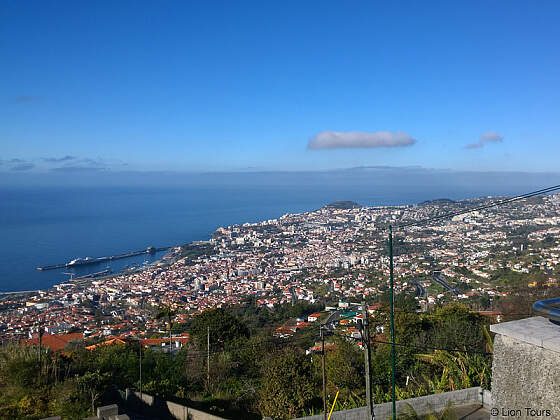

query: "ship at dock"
xmin=67 ymin=257 xmax=97 ymax=266
xmin=36 ymin=246 xmax=168 ymax=271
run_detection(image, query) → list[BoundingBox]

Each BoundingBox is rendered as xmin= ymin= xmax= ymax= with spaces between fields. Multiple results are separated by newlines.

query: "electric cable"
xmin=395 ymin=184 xmax=560 ymax=229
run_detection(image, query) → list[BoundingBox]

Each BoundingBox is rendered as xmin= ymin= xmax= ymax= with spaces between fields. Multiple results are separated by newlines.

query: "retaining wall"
xmin=490 ymin=316 xmax=560 ymax=419
xmin=293 ymin=386 xmax=489 ymax=420
xmin=124 ymin=389 xmax=226 ymax=420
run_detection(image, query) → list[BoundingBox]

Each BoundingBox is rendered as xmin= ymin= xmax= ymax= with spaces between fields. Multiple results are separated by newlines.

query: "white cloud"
xmin=480 ymin=131 xmax=504 ymax=142
xmin=465 ymin=131 xmax=504 ymax=149
xmin=308 ymin=130 xmax=416 ymax=149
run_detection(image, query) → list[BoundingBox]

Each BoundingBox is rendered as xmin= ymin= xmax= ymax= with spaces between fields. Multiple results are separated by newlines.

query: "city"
xmin=2 ymin=194 xmax=559 ymax=344
xmin=2 ymin=1 xmax=560 ymax=418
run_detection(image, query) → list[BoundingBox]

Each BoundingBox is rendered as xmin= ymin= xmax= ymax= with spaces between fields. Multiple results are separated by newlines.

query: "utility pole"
xmin=38 ymin=325 xmax=43 ymax=381
xmin=168 ymin=312 xmax=172 ymax=355
xmin=207 ymin=326 xmax=210 ymax=388
xmin=139 ymin=338 xmax=142 ymax=402
xmin=320 ymin=325 xmax=327 ymax=420
xmin=38 ymin=326 xmax=42 ymax=362
xmin=389 ymin=225 xmax=396 ymax=420
xmin=362 ymin=303 xmax=373 ymax=420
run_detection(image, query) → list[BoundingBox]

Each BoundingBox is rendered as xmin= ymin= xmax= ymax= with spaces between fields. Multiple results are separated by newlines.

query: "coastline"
xmin=1 ymin=188 xmax=552 ymax=294
xmin=2 ymin=191 xmax=559 ymax=344
xmin=0 ymin=247 xmax=180 ymax=295
xmin=2 ymin=184 xmax=532 ymax=294
xmin=0 ymin=196 xmax=502 ymax=294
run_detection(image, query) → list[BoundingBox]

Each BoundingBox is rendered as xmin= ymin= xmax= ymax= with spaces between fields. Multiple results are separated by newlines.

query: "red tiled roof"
xmin=21 ymin=332 xmax=83 ymax=352
xmin=141 ymin=335 xmax=189 ymax=346
xmin=275 ymin=326 xmax=296 ymax=335
xmin=85 ymin=338 xmax=127 ymax=351
xmin=310 ymin=343 xmax=337 ymax=352
xmin=476 ymin=311 xmax=503 ymax=317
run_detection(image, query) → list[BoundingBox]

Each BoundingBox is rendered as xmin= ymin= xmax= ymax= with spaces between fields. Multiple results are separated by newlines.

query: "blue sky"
xmin=1 ymin=1 xmax=560 ymax=177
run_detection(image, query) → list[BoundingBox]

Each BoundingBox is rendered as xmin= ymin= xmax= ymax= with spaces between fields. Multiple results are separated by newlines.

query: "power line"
xmin=330 ymin=331 xmax=492 ymax=356
xmin=395 ymin=184 xmax=560 ymax=229
xmin=166 ymin=333 xmax=319 ymax=361
xmin=369 ymin=338 xmax=493 ymax=356
xmin=364 ymin=306 xmax=535 ymax=317
xmin=177 ymin=322 xmax=495 ymax=362
xmin=139 ymin=303 xmax=535 ymax=361
xmin=374 ymin=185 xmax=560 ymax=419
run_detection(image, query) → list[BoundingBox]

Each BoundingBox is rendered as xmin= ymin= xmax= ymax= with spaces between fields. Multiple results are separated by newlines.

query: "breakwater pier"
xmin=0 ymin=290 xmax=40 ymax=296
xmin=36 ymin=246 xmax=170 ymax=271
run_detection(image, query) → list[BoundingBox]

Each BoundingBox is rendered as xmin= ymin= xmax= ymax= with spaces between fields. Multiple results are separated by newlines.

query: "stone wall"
xmin=292 ymin=386 xmax=488 ymax=420
xmin=125 ymin=390 xmax=226 ymax=420
xmin=490 ymin=316 xmax=560 ymax=420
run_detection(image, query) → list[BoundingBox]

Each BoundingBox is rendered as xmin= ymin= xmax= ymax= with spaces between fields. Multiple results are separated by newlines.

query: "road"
xmin=413 ymin=280 xmax=426 ymax=298
xmin=432 ymin=271 xmax=460 ymax=296
xmin=322 ymin=309 xmax=344 ymax=330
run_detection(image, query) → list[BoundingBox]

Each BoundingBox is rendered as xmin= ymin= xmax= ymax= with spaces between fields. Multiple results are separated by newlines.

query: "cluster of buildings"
xmin=1 ymin=194 xmax=559 ymax=345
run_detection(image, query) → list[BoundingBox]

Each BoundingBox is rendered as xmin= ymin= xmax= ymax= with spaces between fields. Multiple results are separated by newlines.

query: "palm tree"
xmin=417 ymin=326 xmax=493 ymax=392
xmin=416 ymin=350 xmax=491 ymax=392
xmin=156 ymin=305 xmax=176 ymax=354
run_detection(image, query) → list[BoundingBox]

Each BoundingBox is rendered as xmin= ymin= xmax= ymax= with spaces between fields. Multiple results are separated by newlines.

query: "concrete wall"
xmin=125 ymin=390 xmax=226 ymax=420
xmin=491 ymin=316 xmax=560 ymax=420
xmin=293 ymin=387 xmax=487 ymax=420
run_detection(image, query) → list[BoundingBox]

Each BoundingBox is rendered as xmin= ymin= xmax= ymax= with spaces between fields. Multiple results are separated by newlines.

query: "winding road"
xmin=413 ymin=280 xmax=426 ymax=298
xmin=432 ymin=271 xmax=460 ymax=296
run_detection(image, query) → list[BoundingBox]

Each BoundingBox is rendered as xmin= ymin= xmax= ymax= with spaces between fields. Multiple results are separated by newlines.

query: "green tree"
xmin=416 ymin=350 xmax=491 ymax=392
xmin=426 ymin=303 xmax=487 ymax=352
xmin=77 ymin=370 xmax=111 ymax=415
xmin=156 ymin=304 xmax=177 ymax=351
xmin=317 ymin=338 xmax=364 ymax=391
xmin=189 ymin=308 xmax=249 ymax=348
xmin=258 ymin=348 xmax=315 ymax=419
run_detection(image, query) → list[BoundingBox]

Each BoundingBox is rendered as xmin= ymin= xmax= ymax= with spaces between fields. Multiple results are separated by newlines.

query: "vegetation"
xmin=258 ymin=348 xmax=315 ymax=418
xmin=177 ymin=242 xmax=217 ymax=263
xmin=323 ymin=201 xmax=362 ymax=210
xmin=156 ymin=304 xmax=177 ymax=350
xmin=0 ymin=304 xmax=493 ymax=420
xmin=189 ymin=308 xmax=249 ymax=348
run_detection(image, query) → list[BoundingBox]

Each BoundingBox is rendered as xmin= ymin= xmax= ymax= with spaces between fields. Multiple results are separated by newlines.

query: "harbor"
xmin=69 ymin=269 xmax=112 ymax=281
xmin=36 ymin=246 xmax=170 ymax=271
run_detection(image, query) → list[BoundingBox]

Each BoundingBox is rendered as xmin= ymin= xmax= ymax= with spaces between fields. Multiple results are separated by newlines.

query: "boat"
xmin=67 ymin=257 xmax=99 ymax=266
xmin=37 ymin=246 xmax=169 ymax=271
xmin=71 ymin=269 xmax=112 ymax=280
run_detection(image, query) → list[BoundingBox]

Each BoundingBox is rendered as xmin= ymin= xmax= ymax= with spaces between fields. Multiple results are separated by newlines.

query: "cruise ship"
xmin=67 ymin=257 xmax=99 ymax=266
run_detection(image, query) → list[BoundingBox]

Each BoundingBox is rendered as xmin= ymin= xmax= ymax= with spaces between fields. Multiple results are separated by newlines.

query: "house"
xmin=306 ymin=342 xmax=338 ymax=355
xmin=477 ymin=311 xmax=504 ymax=323
xmin=274 ymin=326 xmax=297 ymax=338
xmin=21 ymin=332 xmax=83 ymax=352
xmin=85 ymin=337 xmax=127 ymax=351
xmin=141 ymin=334 xmax=190 ymax=351
xmin=307 ymin=313 xmax=323 ymax=322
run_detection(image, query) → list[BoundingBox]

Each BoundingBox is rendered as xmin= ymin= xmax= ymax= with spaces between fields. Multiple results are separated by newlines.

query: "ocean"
xmin=0 ymin=183 xmax=539 ymax=292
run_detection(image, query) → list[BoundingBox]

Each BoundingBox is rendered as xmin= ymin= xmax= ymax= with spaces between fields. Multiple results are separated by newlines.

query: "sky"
xmin=1 ymin=1 xmax=560 ymax=181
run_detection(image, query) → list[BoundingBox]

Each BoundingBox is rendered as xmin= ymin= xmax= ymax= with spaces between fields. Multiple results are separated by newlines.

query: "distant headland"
xmin=323 ymin=201 xmax=362 ymax=210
